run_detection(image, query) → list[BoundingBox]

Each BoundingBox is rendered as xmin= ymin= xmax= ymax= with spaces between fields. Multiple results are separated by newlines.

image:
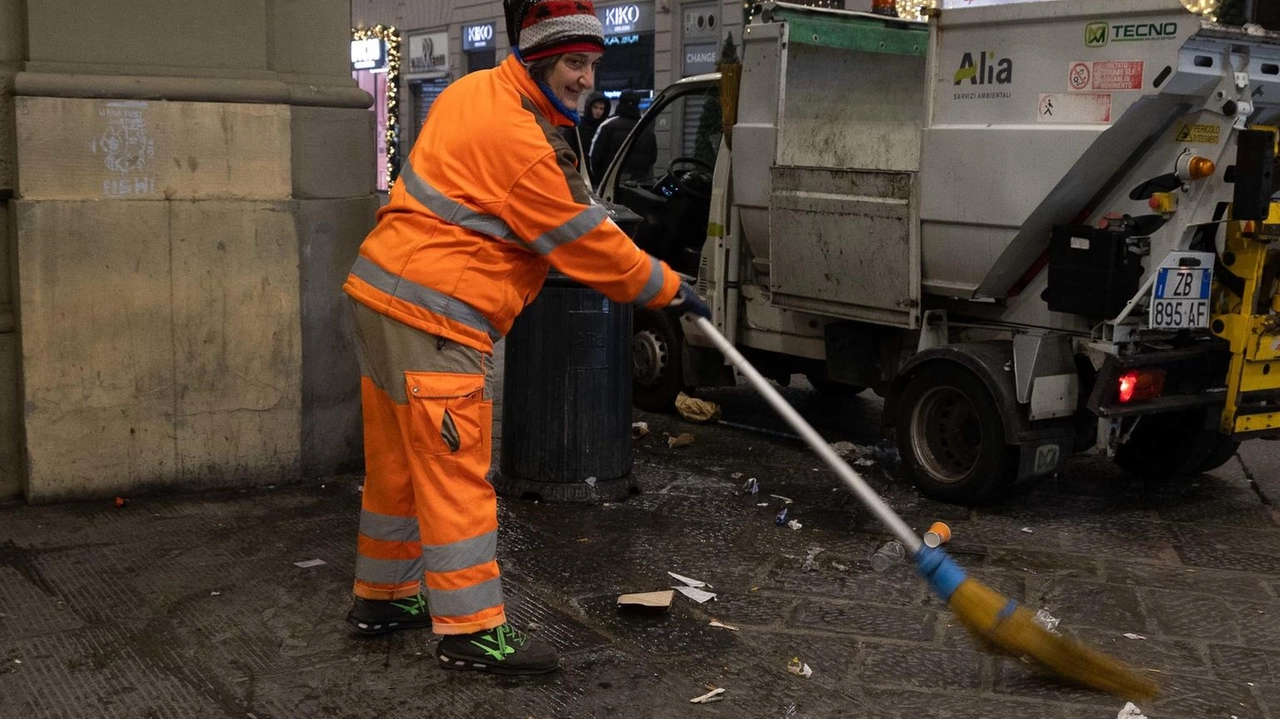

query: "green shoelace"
xmin=469 ymin=624 xmax=526 ymax=661
xmin=389 ymin=593 xmax=427 ymax=616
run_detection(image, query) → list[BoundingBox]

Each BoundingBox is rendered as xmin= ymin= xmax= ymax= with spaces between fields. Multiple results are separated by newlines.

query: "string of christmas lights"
xmin=887 ymin=0 xmax=1221 ymax=23
xmin=896 ymin=0 xmax=926 ymax=19
xmin=1180 ymin=0 xmax=1220 ymax=21
xmin=352 ymin=25 xmax=402 ymax=184
xmin=895 ymin=0 xmax=926 ymax=20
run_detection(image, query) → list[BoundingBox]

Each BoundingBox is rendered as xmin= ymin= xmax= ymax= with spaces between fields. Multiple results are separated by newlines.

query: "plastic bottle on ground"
xmin=870 ymin=540 xmax=906 ymax=571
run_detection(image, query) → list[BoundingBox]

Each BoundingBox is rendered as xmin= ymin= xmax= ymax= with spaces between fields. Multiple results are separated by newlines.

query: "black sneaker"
xmin=345 ymin=592 xmax=431 ymax=635
xmin=436 ymin=623 xmax=559 ymax=675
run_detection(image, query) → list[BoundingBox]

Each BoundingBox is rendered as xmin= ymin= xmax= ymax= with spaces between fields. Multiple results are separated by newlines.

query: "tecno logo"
xmin=1085 ymin=20 xmax=1179 ymax=47
xmin=1112 ymin=22 xmax=1178 ymax=41
xmin=604 ymin=4 xmax=641 ymax=26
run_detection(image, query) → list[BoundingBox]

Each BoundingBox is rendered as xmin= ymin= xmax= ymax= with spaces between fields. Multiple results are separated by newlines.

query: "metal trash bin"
xmin=491 ymin=203 xmax=643 ymax=503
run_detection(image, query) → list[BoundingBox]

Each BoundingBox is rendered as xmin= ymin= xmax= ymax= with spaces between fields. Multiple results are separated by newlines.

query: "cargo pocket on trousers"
xmin=404 ymin=372 xmax=486 ymax=456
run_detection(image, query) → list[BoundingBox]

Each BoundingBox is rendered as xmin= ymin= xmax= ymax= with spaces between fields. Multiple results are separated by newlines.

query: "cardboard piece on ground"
xmin=617 ymin=590 xmax=674 ymax=611
xmin=675 ymin=392 xmax=722 ymax=422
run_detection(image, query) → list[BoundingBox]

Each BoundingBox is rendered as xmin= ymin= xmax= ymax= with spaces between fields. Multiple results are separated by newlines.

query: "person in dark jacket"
xmin=561 ymin=92 xmax=610 ymax=182
xmin=589 ymin=89 xmax=656 ymax=182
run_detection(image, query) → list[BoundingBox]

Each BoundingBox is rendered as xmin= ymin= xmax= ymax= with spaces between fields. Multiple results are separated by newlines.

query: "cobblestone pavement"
xmin=1 ymin=380 xmax=1278 ymax=719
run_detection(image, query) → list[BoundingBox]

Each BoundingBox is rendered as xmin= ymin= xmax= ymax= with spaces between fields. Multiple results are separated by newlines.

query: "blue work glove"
xmin=668 ymin=282 xmax=711 ymax=320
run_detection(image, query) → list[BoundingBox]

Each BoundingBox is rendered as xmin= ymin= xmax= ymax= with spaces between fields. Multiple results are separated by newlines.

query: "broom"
xmin=690 ymin=316 xmax=1159 ymax=701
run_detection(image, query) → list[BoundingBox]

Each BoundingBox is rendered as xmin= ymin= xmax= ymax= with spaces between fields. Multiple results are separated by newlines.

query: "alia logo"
xmin=1086 ymin=22 xmax=1108 ymax=47
xmin=954 ymin=51 xmax=1013 ymax=86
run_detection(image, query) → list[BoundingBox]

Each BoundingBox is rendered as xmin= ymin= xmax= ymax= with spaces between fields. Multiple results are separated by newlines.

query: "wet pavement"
xmin=2 ymin=378 xmax=1279 ymax=719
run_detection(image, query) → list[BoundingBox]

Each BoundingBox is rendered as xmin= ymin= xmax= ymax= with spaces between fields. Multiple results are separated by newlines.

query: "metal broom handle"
xmin=693 ymin=317 xmax=923 ymax=554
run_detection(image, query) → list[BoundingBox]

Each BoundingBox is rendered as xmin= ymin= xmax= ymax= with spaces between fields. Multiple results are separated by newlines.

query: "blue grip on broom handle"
xmin=915 ymin=545 xmax=966 ymax=601
xmin=692 ymin=317 xmax=923 ymax=554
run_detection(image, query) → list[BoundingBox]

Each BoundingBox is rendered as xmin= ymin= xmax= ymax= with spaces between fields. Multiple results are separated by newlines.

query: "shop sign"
xmin=351 ymin=38 xmax=387 ymax=71
xmin=598 ymin=2 xmax=654 ymax=35
xmin=463 ymin=22 xmax=496 ymax=51
xmin=407 ymin=31 xmax=450 ymax=78
xmin=683 ymin=42 xmax=717 ymax=75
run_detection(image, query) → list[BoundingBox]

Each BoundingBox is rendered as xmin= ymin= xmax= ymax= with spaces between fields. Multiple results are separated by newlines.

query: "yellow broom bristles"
xmin=948 ymin=579 xmax=1159 ymax=702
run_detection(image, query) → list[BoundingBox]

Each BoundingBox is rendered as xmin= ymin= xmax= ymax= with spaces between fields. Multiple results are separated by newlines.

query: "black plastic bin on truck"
xmin=491 ymin=205 xmax=643 ymax=503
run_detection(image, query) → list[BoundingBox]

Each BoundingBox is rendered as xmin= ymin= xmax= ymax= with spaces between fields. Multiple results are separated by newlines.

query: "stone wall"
xmin=0 ymin=0 xmax=25 ymax=499
xmin=1 ymin=0 xmax=374 ymax=502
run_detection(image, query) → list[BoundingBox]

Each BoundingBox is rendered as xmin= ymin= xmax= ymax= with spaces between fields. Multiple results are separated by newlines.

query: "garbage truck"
xmin=597 ymin=0 xmax=1280 ymax=503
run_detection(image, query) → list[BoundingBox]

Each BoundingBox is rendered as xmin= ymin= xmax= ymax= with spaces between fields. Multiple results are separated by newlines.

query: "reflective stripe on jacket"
xmin=344 ymin=54 xmax=683 ymax=353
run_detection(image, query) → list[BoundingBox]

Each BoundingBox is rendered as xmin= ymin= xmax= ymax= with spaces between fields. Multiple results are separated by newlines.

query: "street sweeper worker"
xmin=340 ymin=0 xmax=710 ymax=675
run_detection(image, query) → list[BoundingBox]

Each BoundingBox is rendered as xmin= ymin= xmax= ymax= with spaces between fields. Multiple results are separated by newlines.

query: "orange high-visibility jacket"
xmin=344 ymin=55 xmax=683 ymax=353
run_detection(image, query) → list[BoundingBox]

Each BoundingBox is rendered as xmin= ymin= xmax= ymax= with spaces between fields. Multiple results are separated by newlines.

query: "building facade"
xmin=350 ymin=0 xmax=880 ymax=185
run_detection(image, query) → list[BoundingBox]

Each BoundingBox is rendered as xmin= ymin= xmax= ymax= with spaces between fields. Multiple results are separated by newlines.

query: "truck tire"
xmin=1113 ymin=409 xmax=1229 ymax=479
xmin=1197 ymin=435 xmax=1240 ymax=473
xmin=896 ymin=363 xmax=1019 ymax=504
xmin=631 ymin=308 xmax=686 ymax=412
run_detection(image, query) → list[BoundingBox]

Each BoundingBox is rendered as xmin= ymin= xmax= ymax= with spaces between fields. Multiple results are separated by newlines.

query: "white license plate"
xmin=1149 ymin=267 xmax=1211 ymax=329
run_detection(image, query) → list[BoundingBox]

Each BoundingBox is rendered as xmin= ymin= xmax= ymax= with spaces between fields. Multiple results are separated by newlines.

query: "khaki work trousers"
xmin=348 ymin=299 xmax=504 ymax=635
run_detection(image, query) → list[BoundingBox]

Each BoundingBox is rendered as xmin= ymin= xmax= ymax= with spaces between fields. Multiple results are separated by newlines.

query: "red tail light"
xmin=1118 ymin=369 xmax=1166 ymax=403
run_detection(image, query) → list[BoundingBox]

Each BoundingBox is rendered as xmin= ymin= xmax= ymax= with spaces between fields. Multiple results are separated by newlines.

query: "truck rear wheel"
xmin=1197 ymin=434 xmax=1240 ymax=473
xmin=896 ymin=363 xmax=1019 ymax=504
xmin=1114 ymin=409 xmax=1236 ymax=479
xmin=631 ymin=308 xmax=686 ymax=412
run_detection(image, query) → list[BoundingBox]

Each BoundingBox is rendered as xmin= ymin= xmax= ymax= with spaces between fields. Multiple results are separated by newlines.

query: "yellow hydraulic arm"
xmin=1212 ymin=169 xmax=1280 ymax=436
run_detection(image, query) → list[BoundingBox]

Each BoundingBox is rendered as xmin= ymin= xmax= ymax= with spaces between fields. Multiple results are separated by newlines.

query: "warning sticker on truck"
xmin=1068 ymin=61 xmax=1143 ymax=91
xmin=1068 ymin=63 xmax=1091 ymax=90
xmin=1175 ymin=123 xmax=1221 ymax=145
xmin=1094 ymin=61 xmax=1143 ymax=90
xmin=1038 ymin=93 xmax=1112 ymax=124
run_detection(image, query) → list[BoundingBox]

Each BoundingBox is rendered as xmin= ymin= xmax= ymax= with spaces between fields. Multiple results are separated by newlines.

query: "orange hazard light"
xmin=1188 ymin=156 xmax=1216 ymax=180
